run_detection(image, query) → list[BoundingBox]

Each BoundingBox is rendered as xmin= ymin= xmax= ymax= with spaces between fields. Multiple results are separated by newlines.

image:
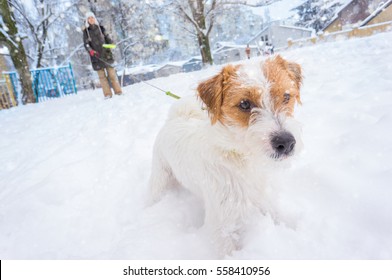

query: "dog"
xmin=149 ymin=55 xmax=303 ymax=256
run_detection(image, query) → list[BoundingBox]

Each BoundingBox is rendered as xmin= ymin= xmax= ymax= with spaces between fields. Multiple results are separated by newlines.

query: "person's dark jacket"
xmin=83 ymin=24 xmax=114 ymax=71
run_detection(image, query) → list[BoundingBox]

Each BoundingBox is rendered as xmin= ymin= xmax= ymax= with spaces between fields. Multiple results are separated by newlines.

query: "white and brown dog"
xmin=149 ymin=55 xmax=303 ymax=256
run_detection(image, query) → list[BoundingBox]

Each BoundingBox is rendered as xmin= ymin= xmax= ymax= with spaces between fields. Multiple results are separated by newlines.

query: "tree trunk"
xmin=0 ymin=0 xmax=36 ymax=104
xmin=197 ymin=31 xmax=213 ymax=65
xmin=189 ymin=0 xmax=214 ymax=65
xmin=35 ymin=1 xmax=49 ymax=69
xmin=8 ymin=44 xmax=36 ymax=104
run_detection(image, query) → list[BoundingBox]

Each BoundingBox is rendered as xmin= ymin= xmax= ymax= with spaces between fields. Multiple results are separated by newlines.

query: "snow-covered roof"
xmin=360 ymin=0 xmax=392 ymax=26
xmin=182 ymin=56 xmax=202 ymax=64
xmin=277 ymin=24 xmax=313 ymax=32
xmin=323 ymin=0 xmax=391 ymax=30
xmin=213 ymin=44 xmax=257 ymax=54
xmin=248 ymin=25 xmax=269 ymax=43
xmin=121 ymin=64 xmax=160 ymax=75
xmin=214 ymin=41 xmax=236 ymax=48
xmin=163 ymin=60 xmax=187 ymax=67
xmin=247 ymin=20 xmax=313 ymax=44
xmin=156 ymin=62 xmax=183 ymax=71
xmin=119 ymin=60 xmax=193 ymax=76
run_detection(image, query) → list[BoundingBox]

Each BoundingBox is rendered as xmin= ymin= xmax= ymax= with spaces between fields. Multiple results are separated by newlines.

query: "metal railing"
xmin=2 ymin=63 xmax=77 ymax=107
xmin=287 ymin=21 xmax=392 ymax=49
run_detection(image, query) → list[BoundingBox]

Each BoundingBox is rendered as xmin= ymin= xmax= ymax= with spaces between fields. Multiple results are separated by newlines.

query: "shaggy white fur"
xmin=149 ymin=58 xmax=303 ymax=256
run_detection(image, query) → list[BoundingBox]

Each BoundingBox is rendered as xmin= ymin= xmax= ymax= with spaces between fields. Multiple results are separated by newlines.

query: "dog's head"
xmin=197 ymin=55 xmax=303 ymax=160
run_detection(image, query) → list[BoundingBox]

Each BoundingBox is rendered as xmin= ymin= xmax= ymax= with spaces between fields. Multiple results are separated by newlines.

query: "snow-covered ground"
xmin=1 ymin=31 xmax=392 ymax=259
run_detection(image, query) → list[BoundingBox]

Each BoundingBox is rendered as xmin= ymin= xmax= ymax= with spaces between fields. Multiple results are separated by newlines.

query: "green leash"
xmin=165 ymin=91 xmax=180 ymax=99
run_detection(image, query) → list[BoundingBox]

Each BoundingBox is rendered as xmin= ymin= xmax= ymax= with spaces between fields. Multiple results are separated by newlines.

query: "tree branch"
xmin=220 ymin=0 xmax=281 ymax=7
xmin=177 ymin=3 xmax=203 ymax=33
xmin=206 ymin=0 xmax=217 ymax=36
xmin=7 ymin=0 xmax=38 ymax=42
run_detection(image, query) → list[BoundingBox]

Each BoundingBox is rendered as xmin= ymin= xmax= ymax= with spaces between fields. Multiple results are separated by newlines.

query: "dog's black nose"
xmin=270 ymin=131 xmax=296 ymax=156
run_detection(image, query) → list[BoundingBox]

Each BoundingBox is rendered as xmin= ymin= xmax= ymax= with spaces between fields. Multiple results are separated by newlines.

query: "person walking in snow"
xmin=90 ymin=80 xmax=96 ymax=90
xmin=270 ymin=44 xmax=275 ymax=55
xmin=245 ymin=44 xmax=251 ymax=59
xmin=83 ymin=12 xmax=122 ymax=99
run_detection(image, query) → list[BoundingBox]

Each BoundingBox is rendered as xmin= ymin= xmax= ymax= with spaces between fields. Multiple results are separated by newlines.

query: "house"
xmin=360 ymin=0 xmax=392 ymax=26
xmin=247 ymin=20 xmax=313 ymax=51
xmin=213 ymin=43 xmax=241 ymax=65
xmin=213 ymin=43 xmax=259 ymax=64
xmin=182 ymin=57 xmax=202 ymax=72
xmin=323 ymin=0 xmax=388 ymax=33
xmin=155 ymin=62 xmax=183 ymax=78
xmin=117 ymin=64 xmax=159 ymax=86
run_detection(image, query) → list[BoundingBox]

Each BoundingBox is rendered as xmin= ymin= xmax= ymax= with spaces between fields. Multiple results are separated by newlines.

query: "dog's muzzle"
xmin=270 ymin=131 xmax=296 ymax=159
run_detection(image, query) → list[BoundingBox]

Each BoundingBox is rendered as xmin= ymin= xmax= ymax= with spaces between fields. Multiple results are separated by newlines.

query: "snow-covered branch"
xmin=59 ymin=42 xmax=83 ymax=66
xmin=206 ymin=0 xmax=217 ymax=36
xmin=177 ymin=3 xmax=203 ymax=34
xmin=220 ymin=0 xmax=281 ymax=7
xmin=0 ymin=27 xmax=18 ymax=47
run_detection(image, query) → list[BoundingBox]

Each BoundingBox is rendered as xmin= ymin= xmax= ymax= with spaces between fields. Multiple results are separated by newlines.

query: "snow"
xmin=0 ymin=27 xmax=18 ymax=48
xmin=1 ymin=31 xmax=392 ymax=259
xmin=252 ymin=0 xmax=306 ymax=20
xmin=0 ymin=46 xmax=9 ymax=55
xmin=119 ymin=64 xmax=161 ymax=75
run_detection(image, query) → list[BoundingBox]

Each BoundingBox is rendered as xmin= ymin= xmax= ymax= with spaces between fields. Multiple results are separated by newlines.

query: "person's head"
xmin=88 ymin=16 xmax=95 ymax=25
xmin=85 ymin=12 xmax=97 ymax=27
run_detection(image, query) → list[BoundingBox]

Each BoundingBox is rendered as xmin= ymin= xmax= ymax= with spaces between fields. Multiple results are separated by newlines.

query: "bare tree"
xmin=163 ymin=0 xmax=281 ymax=66
xmin=109 ymin=0 xmax=168 ymax=65
xmin=10 ymin=0 xmax=78 ymax=68
xmin=0 ymin=0 xmax=36 ymax=104
xmin=169 ymin=0 xmax=217 ymax=65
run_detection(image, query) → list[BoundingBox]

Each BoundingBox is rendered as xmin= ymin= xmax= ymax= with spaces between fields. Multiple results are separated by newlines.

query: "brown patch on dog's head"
xmin=263 ymin=55 xmax=303 ymax=115
xmin=197 ymin=57 xmax=303 ymax=127
xmin=197 ymin=64 xmax=264 ymax=127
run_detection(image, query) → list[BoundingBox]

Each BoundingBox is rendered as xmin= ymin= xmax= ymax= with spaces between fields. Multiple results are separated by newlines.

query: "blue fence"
xmin=2 ymin=63 xmax=77 ymax=105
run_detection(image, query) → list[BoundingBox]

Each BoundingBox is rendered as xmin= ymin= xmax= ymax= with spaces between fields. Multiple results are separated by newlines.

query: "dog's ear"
xmin=287 ymin=61 xmax=303 ymax=104
xmin=274 ymin=55 xmax=303 ymax=87
xmin=265 ymin=55 xmax=303 ymax=105
xmin=198 ymin=65 xmax=238 ymax=124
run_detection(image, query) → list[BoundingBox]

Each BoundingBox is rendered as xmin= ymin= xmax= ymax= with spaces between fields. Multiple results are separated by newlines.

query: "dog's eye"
xmin=239 ymin=100 xmax=253 ymax=112
xmin=283 ymin=93 xmax=290 ymax=104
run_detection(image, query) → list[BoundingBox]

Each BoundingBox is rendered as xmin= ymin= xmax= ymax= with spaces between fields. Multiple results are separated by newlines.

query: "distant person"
xmin=264 ymin=43 xmax=271 ymax=56
xmin=270 ymin=44 xmax=275 ymax=55
xmin=83 ymin=11 xmax=122 ymax=99
xmin=90 ymin=80 xmax=96 ymax=90
xmin=245 ymin=44 xmax=251 ymax=59
xmin=264 ymin=42 xmax=275 ymax=55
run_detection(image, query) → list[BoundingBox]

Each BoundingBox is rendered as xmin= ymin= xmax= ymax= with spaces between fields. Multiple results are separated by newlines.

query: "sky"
xmin=0 ymin=31 xmax=392 ymax=259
